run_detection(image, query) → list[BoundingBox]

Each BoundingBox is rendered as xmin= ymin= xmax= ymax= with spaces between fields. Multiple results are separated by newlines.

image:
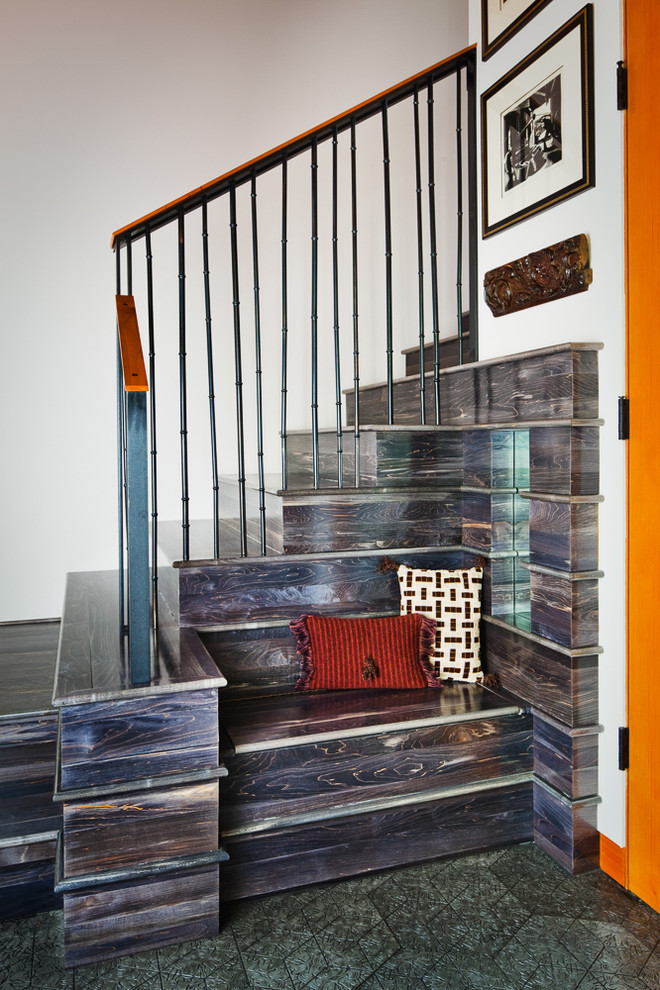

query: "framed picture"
xmin=482 ymin=0 xmax=554 ymax=61
xmin=481 ymin=4 xmax=594 ymax=238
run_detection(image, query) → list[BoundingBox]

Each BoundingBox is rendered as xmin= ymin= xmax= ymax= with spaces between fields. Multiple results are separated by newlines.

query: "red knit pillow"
xmin=290 ymin=613 xmax=440 ymax=691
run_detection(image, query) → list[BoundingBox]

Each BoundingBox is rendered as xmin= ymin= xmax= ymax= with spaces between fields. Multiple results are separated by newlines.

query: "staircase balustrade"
xmin=113 ymin=49 xmax=477 ymax=673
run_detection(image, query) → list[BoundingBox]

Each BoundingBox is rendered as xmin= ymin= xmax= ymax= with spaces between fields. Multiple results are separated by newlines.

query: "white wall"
xmin=468 ymin=0 xmax=626 ymax=845
xmin=0 ymin=0 xmax=468 ymax=622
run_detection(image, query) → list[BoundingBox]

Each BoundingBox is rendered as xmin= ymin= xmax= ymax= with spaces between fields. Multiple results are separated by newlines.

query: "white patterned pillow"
xmin=397 ymin=565 xmax=483 ymax=682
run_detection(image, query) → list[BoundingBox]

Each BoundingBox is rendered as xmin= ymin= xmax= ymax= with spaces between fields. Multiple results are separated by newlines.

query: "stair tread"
xmin=287 ymin=424 xmax=462 ymax=434
xmin=54 ymin=571 xmax=226 ymax=706
xmin=220 ymin=682 xmax=522 ymax=753
xmin=219 ymin=474 xmax=458 ymax=497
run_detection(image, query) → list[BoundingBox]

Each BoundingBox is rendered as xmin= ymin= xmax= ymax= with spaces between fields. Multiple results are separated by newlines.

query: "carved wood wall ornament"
xmin=484 ymin=233 xmax=592 ymax=318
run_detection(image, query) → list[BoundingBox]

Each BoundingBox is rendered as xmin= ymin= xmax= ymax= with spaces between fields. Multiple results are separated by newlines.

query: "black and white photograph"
xmin=503 ymin=72 xmax=562 ymax=191
xmin=482 ymin=4 xmax=594 ymax=237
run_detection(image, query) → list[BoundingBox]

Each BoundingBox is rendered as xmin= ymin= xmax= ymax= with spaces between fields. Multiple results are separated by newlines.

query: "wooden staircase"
xmin=0 ymin=339 xmax=603 ymax=971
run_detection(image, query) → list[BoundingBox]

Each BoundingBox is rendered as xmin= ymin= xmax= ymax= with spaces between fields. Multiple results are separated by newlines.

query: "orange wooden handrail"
xmin=116 ymin=295 xmax=148 ymax=391
xmin=111 ymin=46 xmax=476 ymax=249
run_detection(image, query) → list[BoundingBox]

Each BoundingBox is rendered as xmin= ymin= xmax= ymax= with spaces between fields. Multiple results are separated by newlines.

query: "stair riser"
xmin=174 ymin=549 xmax=466 ymax=628
xmin=278 ymin=493 xmax=461 ymax=554
xmin=346 ymin=348 xmax=599 ymax=426
xmin=285 ymin=430 xmax=462 ymax=488
xmin=220 ymin=712 xmax=532 ymax=830
xmin=404 ymin=329 xmax=471 ymax=377
xmin=220 ymin=781 xmax=533 ymax=900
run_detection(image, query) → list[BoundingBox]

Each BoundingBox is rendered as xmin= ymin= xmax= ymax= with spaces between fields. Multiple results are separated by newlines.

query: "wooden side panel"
xmin=626 ymin=0 xmax=660 ymax=914
xmin=533 ymin=713 xmax=599 ymax=800
xmin=63 ymin=864 xmax=219 ymax=967
xmin=220 ymin=713 xmax=532 ymax=829
xmin=59 ymin=690 xmax=219 ymax=789
xmin=529 ymin=572 xmax=599 ymax=649
xmin=370 ymin=431 xmax=463 ymax=487
xmin=221 ymin=781 xmax=533 ymax=900
xmin=481 ymin=620 xmax=598 ymax=727
xmin=528 ymin=500 xmax=599 ymax=572
xmin=63 ymin=783 xmax=219 ymax=877
xmin=529 ymin=427 xmax=600 ymax=496
xmin=533 ymin=782 xmax=599 ymax=875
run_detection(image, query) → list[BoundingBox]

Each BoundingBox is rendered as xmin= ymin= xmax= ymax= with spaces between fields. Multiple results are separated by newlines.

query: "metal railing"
xmin=113 ymin=47 xmax=478 ymax=662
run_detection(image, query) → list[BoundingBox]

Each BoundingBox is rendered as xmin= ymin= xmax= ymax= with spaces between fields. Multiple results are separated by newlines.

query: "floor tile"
xmin=2 ymin=849 xmax=660 ymax=990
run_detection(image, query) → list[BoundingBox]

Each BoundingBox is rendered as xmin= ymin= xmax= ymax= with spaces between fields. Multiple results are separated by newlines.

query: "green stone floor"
xmin=2 ymin=842 xmax=660 ymax=990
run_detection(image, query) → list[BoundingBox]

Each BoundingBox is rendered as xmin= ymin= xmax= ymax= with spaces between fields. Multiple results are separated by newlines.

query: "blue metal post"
xmin=125 ymin=390 xmax=151 ymax=684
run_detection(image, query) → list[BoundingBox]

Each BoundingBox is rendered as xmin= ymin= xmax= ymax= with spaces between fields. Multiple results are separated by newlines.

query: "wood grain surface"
xmin=62 ymin=782 xmax=219 ymax=877
xmin=533 ymin=781 xmax=599 ymax=875
xmin=59 ymin=690 xmax=219 ymax=790
xmin=482 ymin=619 xmax=598 ymax=728
xmin=220 ymin=781 xmax=533 ymax=899
xmin=220 ymin=712 xmax=532 ymax=830
xmin=63 ymin=863 xmax=219 ymax=966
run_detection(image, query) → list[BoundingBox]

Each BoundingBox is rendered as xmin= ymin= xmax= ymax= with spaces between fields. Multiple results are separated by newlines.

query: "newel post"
xmin=116 ymin=294 xmax=151 ymax=684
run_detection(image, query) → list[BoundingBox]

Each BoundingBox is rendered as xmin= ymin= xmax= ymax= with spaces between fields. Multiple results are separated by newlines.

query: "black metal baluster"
xmin=382 ymin=102 xmax=394 ymax=425
xmin=230 ymin=184 xmax=248 ymax=555
xmin=456 ymin=69 xmax=464 ymax=366
xmin=177 ymin=210 xmax=190 ymax=560
xmin=332 ymin=127 xmax=343 ymax=488
xmin=201 ymin=201 xmax=220 ymax=559
xmin=251 ymin=173 xmax=267 ymax=553
xmin=145 ymin=228 xmax=159 ymax=625
xmin=126 ymin=237 xmax=133 ymax=295
xmin=466 ymin=56 xmax=479 ymax=364
xmin=427 ymin=79 xmax=441 ymax=423
xmin=310 ymin=138 xmax=320 ymax=489
xmin=116 ymin=244 xmax=125 ymax=634
xmin=281 ymin=154 xmax=289 ymax=490
xmin=350 ymin=120 xmax=361 ymax=487
xmin=413 ymin=85 xmax=426 ymax=425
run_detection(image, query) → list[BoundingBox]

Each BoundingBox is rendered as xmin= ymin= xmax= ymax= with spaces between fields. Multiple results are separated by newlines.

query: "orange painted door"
xmin=626 ymin=0 xmax=660 ymax=910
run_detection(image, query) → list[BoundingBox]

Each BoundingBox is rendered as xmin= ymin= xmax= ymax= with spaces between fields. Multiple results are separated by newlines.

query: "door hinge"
xmin=617 ymin=61 xmax=628 ymax=111
xmin=618 ymin=726 xmax=630 ymax=771
xmin=618 ymin=396 xmax=629 ymax=440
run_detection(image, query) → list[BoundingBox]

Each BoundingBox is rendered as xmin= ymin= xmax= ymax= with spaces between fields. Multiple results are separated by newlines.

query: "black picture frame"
xmin=482 ymin=0 xmax=554 ymax=61
xmin=481 ymin=4 xmax=594 ymax=238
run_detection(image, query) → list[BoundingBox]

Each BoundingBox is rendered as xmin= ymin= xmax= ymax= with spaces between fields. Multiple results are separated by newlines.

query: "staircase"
xmin=0 ymin=45 xmax=602 ymax=971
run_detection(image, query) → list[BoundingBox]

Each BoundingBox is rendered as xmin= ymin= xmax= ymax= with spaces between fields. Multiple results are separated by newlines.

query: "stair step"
xmin=163 ymin=545 xmax=467 ymax=629
xmin=285 ymin=426 xmax=462 ymax=489
xmin=218 ymin=685 xmax=530 ymax=833
xmin=402 ymin=322 xmax=471 ymax=377
xmin=219 ymin=477 xmax=462 ymax=555
xmin=346 ymin=342 xmax=600 ymax=427
xmin=219 ymin=777 xmax=533 ymax=899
